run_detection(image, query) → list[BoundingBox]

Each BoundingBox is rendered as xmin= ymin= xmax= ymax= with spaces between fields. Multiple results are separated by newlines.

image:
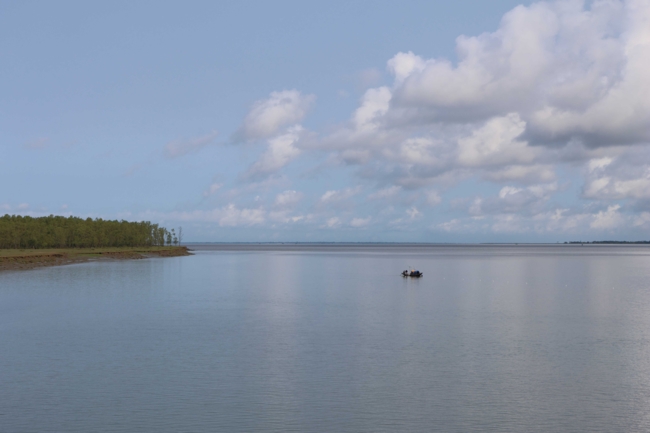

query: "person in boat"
xmin=402 ymin=270 xmax=409 ymax=277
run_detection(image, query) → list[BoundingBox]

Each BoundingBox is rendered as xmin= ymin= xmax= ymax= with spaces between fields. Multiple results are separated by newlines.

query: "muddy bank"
xmin=0 ymin=246 xmax=192 ymax=272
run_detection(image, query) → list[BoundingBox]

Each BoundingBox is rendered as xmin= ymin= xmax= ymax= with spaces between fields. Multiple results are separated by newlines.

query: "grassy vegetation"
xmin=0 ymin=246 xmax=191 ymax=272
xmin=0 ymin=246 xmax=187 ymax=257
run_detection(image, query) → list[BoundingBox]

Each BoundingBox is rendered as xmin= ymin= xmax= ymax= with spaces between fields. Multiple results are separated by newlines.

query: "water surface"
xmin=2 ymin=244 xmax=650 ymax=432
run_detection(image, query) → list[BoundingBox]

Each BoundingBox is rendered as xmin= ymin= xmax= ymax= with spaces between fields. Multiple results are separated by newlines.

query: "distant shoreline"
xmin=186 ymin=243 xmax=650 ymax=254
xmin=0 ymin=246 xmax=192 ymax=272
xmin=564 ymin=241 xmax=650 ymax=244
xmin=186 ymin=241 xmax=650 ymax=246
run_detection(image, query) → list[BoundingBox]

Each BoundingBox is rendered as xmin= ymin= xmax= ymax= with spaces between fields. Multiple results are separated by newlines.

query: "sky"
xmin=2 ymin=0 xmax=650 ymax=242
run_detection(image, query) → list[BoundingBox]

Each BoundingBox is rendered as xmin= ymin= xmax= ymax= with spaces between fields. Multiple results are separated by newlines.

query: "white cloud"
xmin=235 ymin=90 xmax=315 ymax=141
xmin=458 ymin=114 xmax=536 ymax=167
xmin=268 ymin=210 xmax=306 ymax=224
xmin=438 ymin=218 xmax=462 ymax=232
xmin=391 ymin=207 xmax=423 ymax=227
xmin=499 ymin=186 xmax=523 ymax=199
xmin=588 ymin=157 xmax=614 ymax=172
xmin=583 ymin=152 xmax=650 ymax=200
xmin=590 ymin=204 xmax=624 ymax=229
xmin=164 ymin=131 xmax=218 ymax=158
xmin=274 ymin=190 xmax=303 ymax=208
xmin=491 ymin=214 xmax=527 ymax=233
xmin=352 ymin=86 xmax=392 ymax=133
xmin=141 ymin=205 xmax=265 ymax=227
xmin=435 ymin=205 xmax=631 ymax=235
xmin=406 ymin=207 xmax=422 ymax=219
xmin=320 ymin=187 xmax=362 ymax=203
xmin=633 ymin=212 xmax=650 ymax=228
xmin=244 ymin=126 xmax=303 ymax=179
xmin=294 ymin=0 xmax=650 ymax=238
xmin=144 ymin=0 xmax=650 ymax=239
xmin=458 ymin=182 xmax=559 ymax=218
xmin=397 ymin=138 xmax=440 ymax=165
xmin=484 ymin=164 xmax=556 ymax=183
xmin=350 ymin=217 xmax=371 ymax=228
xmin=585 ymin=175 xmax=650 ymax=200
xmin=386 ymin=1 xmax=650 ymax=147
xmin=217 ymin=205 xmax=265 ymax=227
xmin=324 ymin=217 xmax=341 ymax=228
xmin=387 ymin=51 xmax=426 ymax=85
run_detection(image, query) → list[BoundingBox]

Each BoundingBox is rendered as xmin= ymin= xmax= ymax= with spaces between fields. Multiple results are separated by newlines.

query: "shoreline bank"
xmin=0 ymin=246 xmax=192 ymax=272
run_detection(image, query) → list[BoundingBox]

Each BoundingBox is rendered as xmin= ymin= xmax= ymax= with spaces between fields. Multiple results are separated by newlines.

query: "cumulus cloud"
xmin=318 ymin=187 xmax=363 ymax=211
xmin=583 ymin=151 xmax=650 ymax=201
xmin=323 ymin=217 xmax=341 ymax=228
xmin=198 ymin=0 xmax=650 ymax=238
xmin=217 ymin=204 xmax=265 ymax=227
xmin=389 ymin=207 xmax=423 ymax=227
xmin=269 ymin=211 xmax=307 ymax=224
xmin=320 ymin=187 xmax=362 ymax=203
xmin=289 ymin=0 xmax=650 ymax=236
xmin=458 ymin=182 xmax=559 ymax=217
xmin=406 ymin=207 xmax=422 ymax=219
xmin=235 ymin=90 xmax=315 ymax=141
xmin=387 ymin=0 xmax=650 ymax=147
xmin=350 ymin=217 xmax=371 ymax=228
xmin=457 ymin=114 xmax=537 ymax=167
xmin=436 ymin=204 xmax=631 ymax=236
xmin=244 ymin=126 xmax=303 ymax=179
xmin=584 ymin=173 xmax=650 ymax=200
xmin=322 ymin=1 xmax=649 ymax=165
xmin=353 ymin=87 xmax=392 ymax=133
xmin=484 ymin=164 xmax=556 ymax=183
xmin=321 ymin=87 xmax=396 ymax=157
xmin=164 ymin=131 xmax=218 ymax=158
xmin=274 ymin=190 xmax=303 ymax=208
xmin=591 ymin=204 xmax=624 ymax=229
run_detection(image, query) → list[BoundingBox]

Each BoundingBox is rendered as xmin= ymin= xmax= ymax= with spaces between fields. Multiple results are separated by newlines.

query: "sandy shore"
xmin=0 ymin=246 xmax=192 ymax=272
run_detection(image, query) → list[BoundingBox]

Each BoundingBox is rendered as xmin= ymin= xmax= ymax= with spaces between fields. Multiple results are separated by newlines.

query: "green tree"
xmin=0 ymin=215 xmax=174 ymax=249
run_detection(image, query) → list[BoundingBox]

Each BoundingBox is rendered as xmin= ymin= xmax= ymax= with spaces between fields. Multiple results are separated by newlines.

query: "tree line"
xmin=0 ymin=215 xmax=181 ymax=249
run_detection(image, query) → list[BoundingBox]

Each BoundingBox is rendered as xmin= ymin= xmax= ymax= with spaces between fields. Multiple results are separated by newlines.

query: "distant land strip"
xmin=565 ymin=241 xmax=650 ymax=244
xmin=0 ymin=214 xmax=182 ymax=249
xmin=0 ymin=214 xmax=191 ymax=272
xmin=0 ymin=246 xmax=191 ymax=272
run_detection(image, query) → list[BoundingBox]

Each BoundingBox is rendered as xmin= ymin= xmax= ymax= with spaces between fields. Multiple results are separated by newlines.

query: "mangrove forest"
xmin=0 ymin=215 xmax=178 ymax=249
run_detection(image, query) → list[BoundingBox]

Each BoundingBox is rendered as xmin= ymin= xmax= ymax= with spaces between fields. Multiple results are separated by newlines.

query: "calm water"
xmin=2 ymin=244 xmax=650 ymax=432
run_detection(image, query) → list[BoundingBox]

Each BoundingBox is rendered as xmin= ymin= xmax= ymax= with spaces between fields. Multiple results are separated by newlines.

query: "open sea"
xmin=2 ymin=244 xmax=650 ymax=432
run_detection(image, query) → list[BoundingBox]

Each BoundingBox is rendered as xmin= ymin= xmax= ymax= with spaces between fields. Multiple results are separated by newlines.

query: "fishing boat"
xmin=402 ymin=269 xmax=423 ymax=278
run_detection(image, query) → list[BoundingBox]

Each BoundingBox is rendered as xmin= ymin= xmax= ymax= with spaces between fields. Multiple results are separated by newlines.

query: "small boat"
xmin=402 ymin=269 xmax=423 ymax=278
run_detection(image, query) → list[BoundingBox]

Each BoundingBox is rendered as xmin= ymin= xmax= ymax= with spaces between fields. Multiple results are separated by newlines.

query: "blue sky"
xmin=3 ymin=0 xmax=650 ymax=242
